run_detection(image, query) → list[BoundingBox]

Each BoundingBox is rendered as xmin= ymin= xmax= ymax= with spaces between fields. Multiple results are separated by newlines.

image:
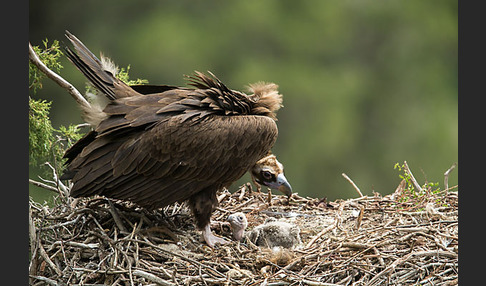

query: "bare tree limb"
xmin=29 ymin=42 xmax=91 ymax=110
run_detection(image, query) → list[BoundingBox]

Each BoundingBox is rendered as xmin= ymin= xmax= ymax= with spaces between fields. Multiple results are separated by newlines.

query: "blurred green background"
xmin=29 ymin=0 xmax=457 ymax=204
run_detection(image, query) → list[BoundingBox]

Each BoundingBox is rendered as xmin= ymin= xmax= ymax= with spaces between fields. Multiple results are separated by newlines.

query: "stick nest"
xmin=29 ymin=182 xmax=458 ymax=286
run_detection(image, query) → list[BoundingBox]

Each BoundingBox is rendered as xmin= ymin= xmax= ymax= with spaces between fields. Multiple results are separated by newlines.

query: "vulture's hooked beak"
xmin=266 ymin=173 xmax=292 ymax=198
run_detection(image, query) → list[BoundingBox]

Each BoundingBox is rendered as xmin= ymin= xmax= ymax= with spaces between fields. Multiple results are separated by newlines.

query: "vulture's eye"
xmin=238 ymin=215 xmax=244 ymax=221
xmin=262 ymin=171 xmax=273 ymax=180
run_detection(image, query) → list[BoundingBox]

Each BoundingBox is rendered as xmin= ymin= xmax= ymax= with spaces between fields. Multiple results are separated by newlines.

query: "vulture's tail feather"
xmin=64 ymin=30 xmax=128 ymax=100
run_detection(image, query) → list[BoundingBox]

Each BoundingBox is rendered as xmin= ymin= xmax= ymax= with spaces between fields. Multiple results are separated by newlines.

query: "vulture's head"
xmin=227 ymin=212 xmax=248 ymax=241
xmin=250 ymin=154 xmax=292 ymax=197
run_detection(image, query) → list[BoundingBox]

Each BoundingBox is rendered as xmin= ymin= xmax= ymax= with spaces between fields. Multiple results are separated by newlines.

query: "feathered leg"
xmin=187 ymin=188 xmax=229 ymax=247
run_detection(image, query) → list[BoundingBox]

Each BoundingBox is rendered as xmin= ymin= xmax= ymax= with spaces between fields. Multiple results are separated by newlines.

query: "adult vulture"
xmin=60 ymin=31 xmax=292 ymax=247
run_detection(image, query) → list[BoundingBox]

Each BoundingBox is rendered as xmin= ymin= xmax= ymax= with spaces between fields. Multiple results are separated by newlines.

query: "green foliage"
xmin=29 ymin=39 xmax=63 ymax=93
xmin=57 ymin=124 xmax=84 ymax=146
xmin=394 ymin=162 xmax=440 ymax=205
xmin=393 ymin=162 xmax=415 ymax=193
xmin=29 ymin=40 xmax=84 ymax=176
xmin=29 ymin=98 xmax=56 ymax=167
xmin=29 ymin=97 xmax=83 ymax=175
xmin=117 ymin=65 xmax=149 ymax=86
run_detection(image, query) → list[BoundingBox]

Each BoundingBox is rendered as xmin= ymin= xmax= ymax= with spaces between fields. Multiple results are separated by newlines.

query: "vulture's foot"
xmin=202 ymin=224 xmax=230 ymax=248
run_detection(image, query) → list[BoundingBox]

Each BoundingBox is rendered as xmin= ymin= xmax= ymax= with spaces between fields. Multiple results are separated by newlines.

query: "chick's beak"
xmin=227 ymin=214 xmax=235 ymax=223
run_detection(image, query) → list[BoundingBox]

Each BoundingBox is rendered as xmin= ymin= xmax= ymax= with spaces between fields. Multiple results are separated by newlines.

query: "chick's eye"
xmin=261 ymin=171 xmax=273 ymax=180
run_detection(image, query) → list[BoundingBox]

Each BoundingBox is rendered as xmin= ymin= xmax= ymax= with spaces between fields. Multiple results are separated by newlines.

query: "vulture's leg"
xmin=188 ymin=188 xmax=230 ymax=247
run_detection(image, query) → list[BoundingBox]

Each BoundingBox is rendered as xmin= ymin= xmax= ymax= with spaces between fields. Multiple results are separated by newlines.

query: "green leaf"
xmin=29 ymin=39 xmax=64 ymax=94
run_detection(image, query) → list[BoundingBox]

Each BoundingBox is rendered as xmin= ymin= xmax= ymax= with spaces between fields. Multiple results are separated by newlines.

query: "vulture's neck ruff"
xmin=61 ymin=30 xmax=286 ymax=248
xmin=185 ymin=71 xmax=282 ymax=120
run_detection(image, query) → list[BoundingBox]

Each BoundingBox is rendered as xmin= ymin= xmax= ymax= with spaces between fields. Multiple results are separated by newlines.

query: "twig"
xmin=40 ymin=216 xmax=81 ymax=231
xmin=38 ymin=242 xmax=63 ymax=277
xmin=366 ymin=253 xmax=409 ymax=286
xmin=28 ymin=42 xmax=91 ymax=110
xmin=132 ymin=269 xmax=176 ymax=286
xmin=373 ymin=247 xmax=385 ymax=267
xmin=128 ymin=265 xmax=135 ymax=286
xmin=29 ymin=178 xmax=58 ymax=193
xmin=444 ymin=162 xmax=457 ymax=190
xmin=305 ymin=223 xmax=336 ymax=249
xmin=70 ymin=268 xmax=128 ymax=274
xmin=301 ymin=280 xmax=342 ymax=286
xmin=29 ymin=203 xmax=40 ymax=281
xmin=238 ymin=184 xmax=246 ymax=201
xmin=129 ymin=238 xmax=227 ymax=279
xmin=49 ymin=241 xmax=99 ymax=250
xmin=403 ymin=161 xmax=423 ymax=193
xmin=29 ymin=275 xmax=61 ymax=286
xmin=409 ymin=250 xmax=457 ymax=259
xmin=29 ymin=203 xmax=37 ymax=251
xmin=342 ymin=173 xmax=364 ymax=197
xmin=108 ymin=200 xmax=128 ymax=233
xmin=44 ymin=162 xmax=69 ymax=197
xmin=349 ymin=201 xmax=365 ymax=230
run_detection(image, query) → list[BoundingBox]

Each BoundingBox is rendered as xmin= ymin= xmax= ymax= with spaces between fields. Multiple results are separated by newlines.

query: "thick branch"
xmin=29 ymin=42 xmax=91 ymax=110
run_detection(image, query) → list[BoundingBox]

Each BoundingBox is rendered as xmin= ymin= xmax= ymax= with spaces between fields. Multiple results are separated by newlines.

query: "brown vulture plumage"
xmin=60 ymin=31 xmax=291 ymax=247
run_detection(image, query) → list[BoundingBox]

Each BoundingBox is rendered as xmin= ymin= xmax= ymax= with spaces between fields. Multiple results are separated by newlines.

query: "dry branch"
xmin=403 ymin=161 xmax=423 ymax=192
xmin=132 ymin=270 xmax=175 ymax=286
xmin=444 ymin=162 xmax=457 ymax=190
xmin=29 ymin=42 xmax=91 ymax=110
xmin=341 ymin=172 xmax=364 ymax=197
xmin=29 ymin=178 xmax=58 ymax=193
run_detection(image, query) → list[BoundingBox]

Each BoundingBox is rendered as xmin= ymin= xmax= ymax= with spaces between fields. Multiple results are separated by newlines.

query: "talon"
xmin=202 ymin=224 xmax=230 ymax=247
